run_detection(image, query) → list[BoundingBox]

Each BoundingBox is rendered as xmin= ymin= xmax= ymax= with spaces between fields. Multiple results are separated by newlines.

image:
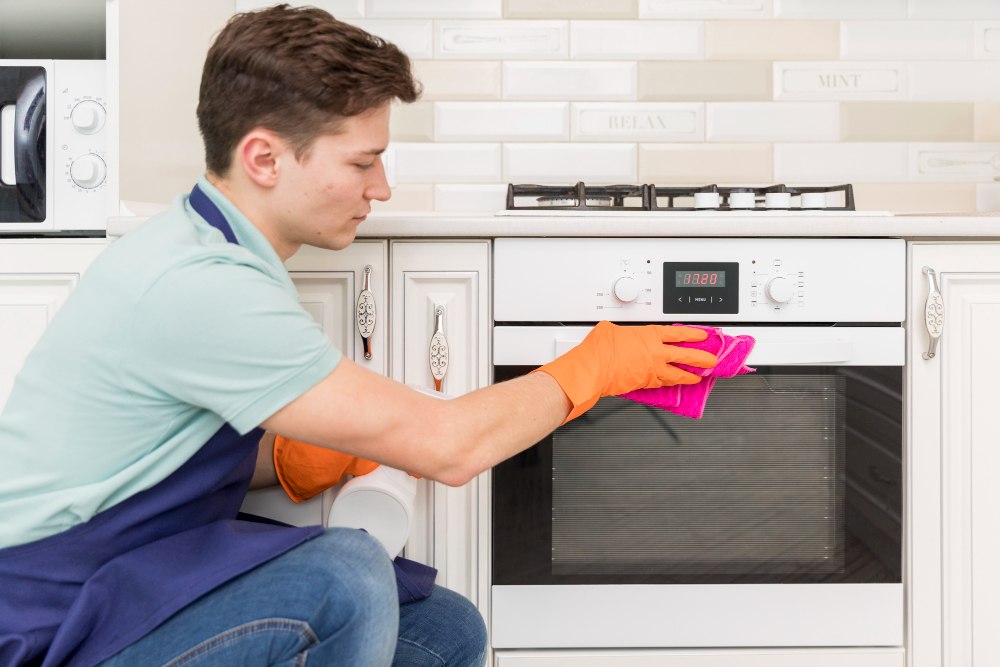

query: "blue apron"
xmin=0 ymin=184 xmax=433 ymax=667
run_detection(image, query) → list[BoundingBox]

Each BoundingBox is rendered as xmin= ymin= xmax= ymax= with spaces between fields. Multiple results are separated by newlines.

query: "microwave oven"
xmin=0 ymin=59 xmax=108 ymax=234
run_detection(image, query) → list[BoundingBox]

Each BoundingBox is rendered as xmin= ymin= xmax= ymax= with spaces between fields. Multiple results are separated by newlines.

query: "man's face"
xmin=274 ymin=104 xmax=392 ymax=252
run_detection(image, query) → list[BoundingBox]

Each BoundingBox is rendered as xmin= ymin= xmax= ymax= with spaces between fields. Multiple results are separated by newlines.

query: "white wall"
xmin=121 ymin=0 xmax=1000 ymax=214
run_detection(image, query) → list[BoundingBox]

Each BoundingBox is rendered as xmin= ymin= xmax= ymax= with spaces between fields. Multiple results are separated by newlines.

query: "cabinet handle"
xmin=356 ymin=265 xmax=376 ymax=360
xmin=922 ymin=266 xmax=944 ymax=360
xmin=429 ymin=306 xmax=449 ymax=392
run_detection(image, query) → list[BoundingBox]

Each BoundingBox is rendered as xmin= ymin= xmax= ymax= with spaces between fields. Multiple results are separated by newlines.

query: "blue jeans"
xmin=98 ymin=528 xmax=487 ymax=666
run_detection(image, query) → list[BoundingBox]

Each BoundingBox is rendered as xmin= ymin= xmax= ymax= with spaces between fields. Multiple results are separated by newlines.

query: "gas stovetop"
xmin=497 ymin=182 xmax=892 ymax=216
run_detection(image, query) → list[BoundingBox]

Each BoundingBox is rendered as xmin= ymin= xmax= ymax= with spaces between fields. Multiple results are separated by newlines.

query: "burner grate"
xmin=506 ymin=183 xmax=855 ymax=211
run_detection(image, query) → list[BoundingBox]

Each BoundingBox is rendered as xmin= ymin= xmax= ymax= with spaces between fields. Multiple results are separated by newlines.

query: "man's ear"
xmin=235 ymin=129 xmax=287 ymax=188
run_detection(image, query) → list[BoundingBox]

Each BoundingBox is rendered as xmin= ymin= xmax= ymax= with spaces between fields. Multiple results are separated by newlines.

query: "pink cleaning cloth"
xmin=619 ymin=325 xmax=756 ymax=419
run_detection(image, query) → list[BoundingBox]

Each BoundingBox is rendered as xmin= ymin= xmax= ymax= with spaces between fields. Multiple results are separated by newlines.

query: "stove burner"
xmin=536 ymin=195 xmax=613 ymax=207
xmin=506 ymin=183 xmax=855 ymax=211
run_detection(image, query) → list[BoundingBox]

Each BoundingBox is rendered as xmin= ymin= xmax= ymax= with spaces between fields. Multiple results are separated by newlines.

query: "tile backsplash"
xmin=121 ymin=0 xmax=1000 ymax=213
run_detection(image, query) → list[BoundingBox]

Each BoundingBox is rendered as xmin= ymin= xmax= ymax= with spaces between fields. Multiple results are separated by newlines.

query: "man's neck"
xmin=204 ymin=172 xmax=300 ymax=262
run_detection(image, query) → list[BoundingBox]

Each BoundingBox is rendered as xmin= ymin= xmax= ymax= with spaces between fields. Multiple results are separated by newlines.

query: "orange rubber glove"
xmin=273 ymin=435 xmax=380 ymax=503
xmin=534 ymin=321 xmax=718 ymax=423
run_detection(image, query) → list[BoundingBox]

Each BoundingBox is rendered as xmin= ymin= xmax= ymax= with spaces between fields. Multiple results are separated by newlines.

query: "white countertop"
xmin=354 ymin=211 xmax=1000 ymax=239
xmin=102 ymin=211 xmax=1000 ymax=240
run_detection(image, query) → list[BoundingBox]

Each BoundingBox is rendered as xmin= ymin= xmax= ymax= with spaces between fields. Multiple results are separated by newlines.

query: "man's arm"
xmin=250 ymin=431 xmax=279 ymax=489
xmin=261 ymin=359 xmax=570 ymax=487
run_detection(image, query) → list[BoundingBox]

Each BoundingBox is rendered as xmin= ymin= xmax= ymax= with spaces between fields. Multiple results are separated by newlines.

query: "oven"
xmin=490 ymin=237 xmax=905 ymax=651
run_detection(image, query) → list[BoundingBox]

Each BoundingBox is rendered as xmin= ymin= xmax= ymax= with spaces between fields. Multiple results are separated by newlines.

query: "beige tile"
xmin=390 ymin=102 xmax=434 ymax=141
xmin=504 ymin=0 xmax=637 ymax=19
xmin=412 ymin=61 xmax=502 ymax=100
xmin=851 ymin=183 xmax=977 ymax=213
xmin=371 ymin=185 xmax=435 ymax=212
xmin=705 ymin=20 xmax=839 ymax=60
xmin=841 ymin=103 xmax=973 ymax=142
xmin=639 ymin=144 xmax=772 ymax=184
xmin=975 ymin=103 xmax=1000 ymax=141
xmin=639 ymin=61 xmax=771 ymax=101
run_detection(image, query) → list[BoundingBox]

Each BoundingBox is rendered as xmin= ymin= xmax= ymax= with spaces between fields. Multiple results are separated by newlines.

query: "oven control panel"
xmin=494 ymin=238 xmax=905 ymax=323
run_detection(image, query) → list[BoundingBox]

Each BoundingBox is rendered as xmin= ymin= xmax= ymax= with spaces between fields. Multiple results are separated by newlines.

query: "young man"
xmin=0 ymin=5 xmax=716 ymax=666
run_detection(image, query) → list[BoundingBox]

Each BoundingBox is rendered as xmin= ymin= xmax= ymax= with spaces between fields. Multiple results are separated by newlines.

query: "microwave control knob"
xmin=765 ymin=275 xmax=794 ymax=304
xmin=70 ymin=154 xmax=107 ymax=189
xmin=612 ymin=275 xmax=640 ymax=303
xmin=70 ymin=100 xmax=106 ymax=135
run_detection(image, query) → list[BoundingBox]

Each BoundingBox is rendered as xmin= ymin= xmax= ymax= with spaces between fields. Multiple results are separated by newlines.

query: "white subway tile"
xmin=504 ymin=62 xmax=637 ymax=100
xmin=571 ymin=103 xmax=704 ymax=141
xmin=639 ymin=0 xmax=772 ymax=19
xmin=237 ymin=1 xmax=365 ymax=17
xmin=774 ymin=62 xmax=907 ymax=100
xmin=707 ymin=102 xmax=839 ymax=141
xmin=976 ymin=22 xmax=1000 ymax=60
xmin=349 ymin=20 xmax=433 ymax=58
xmin=391 ymin=143 xmax=501 ymax=183
xmin=910 ymin=62 xmax=1000 ymax=101
xmin=775 ymin=0 xmax=905 ymax=19
xmin=976 ymin=183 xmax=1000 ymax=211
xmin=434 ymin=184 xmax=508 ymax=211
xmin=774 ymin=143 xmax=908 ymax=183
xmin=910 ymin=142 xmax=1000 ymax=182
xmin=503 ymin=143 xmax=637 ymax=183
xmin=435 ymin=20 xmax=568 ymax=59
xmin=569 ymin=21 xmax=702 ymax=59
xmin=909 ymin=0 xmax=1000 ymax=19
xmin=434 ymin=102 xmax=569 ymax=141
xmin=842 ymin=22 xmax=973 ymax=61
xmin=366 ymin=0 xmax=501 ymax=18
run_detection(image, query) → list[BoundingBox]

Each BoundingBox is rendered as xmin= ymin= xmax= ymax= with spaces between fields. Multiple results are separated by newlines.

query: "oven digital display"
xmin=676 ymin=270 xmax=726 ymax=288
xmin=663 ymin=261 xmax=739 ymax=314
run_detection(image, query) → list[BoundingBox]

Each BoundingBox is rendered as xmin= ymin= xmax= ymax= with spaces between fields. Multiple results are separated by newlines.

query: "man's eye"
xmin=355 ymin=162 xmax=375 ymax=170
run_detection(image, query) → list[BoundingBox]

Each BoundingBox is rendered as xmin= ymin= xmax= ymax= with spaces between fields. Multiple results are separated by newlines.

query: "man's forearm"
xmin=249 ymin=431 xmax=279 ymax=489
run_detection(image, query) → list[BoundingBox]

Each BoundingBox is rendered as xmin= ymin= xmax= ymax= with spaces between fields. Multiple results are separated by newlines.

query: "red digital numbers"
xmin=683 ymin=272 xmax=718 ymax=285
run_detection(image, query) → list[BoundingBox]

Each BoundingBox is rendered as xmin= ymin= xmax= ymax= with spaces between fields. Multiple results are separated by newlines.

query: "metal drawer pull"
xmin=922 ymin=266 xmax=943 ymax=360
xmin=356 ymin=265 xmax=376 ymax=360
xmin=429 ymin=306 xmax=449 ymax=392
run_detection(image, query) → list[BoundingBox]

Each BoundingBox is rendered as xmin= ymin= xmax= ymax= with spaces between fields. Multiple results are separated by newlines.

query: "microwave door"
xmin=0 ymin=65 xmax=46 ymax=223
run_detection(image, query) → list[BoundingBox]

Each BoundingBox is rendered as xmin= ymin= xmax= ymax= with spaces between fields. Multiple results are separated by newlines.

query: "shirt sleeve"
xmin=122 ymin=256 xmax=341 ymax=435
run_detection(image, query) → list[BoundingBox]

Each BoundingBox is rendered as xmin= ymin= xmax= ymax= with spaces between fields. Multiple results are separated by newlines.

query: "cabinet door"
xmin=909 ymin=243 xmax=1000 ymax=667
xmin=0 ymin=241 xmax=107 ymax=411
xmin=390 ymin=240 xmax=490 ymax=607
xmin=240 ymin=241 xmax=389 ymax=526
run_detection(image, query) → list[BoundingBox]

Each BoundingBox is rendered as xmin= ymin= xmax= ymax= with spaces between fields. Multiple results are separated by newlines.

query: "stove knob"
xmin=613 ymin=275 xmax=640 ymax=303
xmin=765 ymin=276 xmax=794 ymax=304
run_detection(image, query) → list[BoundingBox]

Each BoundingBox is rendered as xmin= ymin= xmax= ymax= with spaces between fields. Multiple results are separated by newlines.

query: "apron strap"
xmin=190 ymin=184 xmax=239 ymax=244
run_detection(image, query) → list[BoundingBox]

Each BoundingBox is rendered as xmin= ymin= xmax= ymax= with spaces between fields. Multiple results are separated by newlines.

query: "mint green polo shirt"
xmin=0 ymin=177 xmax=341 ymax=548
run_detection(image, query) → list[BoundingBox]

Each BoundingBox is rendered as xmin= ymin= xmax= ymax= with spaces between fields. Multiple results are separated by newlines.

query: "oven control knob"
xmin=613 ymin=275 xmax=640 ymax=303
xmin=70 ymin=154 xmax=107 ymax=189
xmin=70 ymin=100 xmax=106 ymax=135
xmin=765 ymin=276 xmax=794 ymax=304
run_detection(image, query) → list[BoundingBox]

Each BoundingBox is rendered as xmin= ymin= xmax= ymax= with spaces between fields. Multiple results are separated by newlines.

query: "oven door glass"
xmin=492 ymin=365 xmax=901 ymax=586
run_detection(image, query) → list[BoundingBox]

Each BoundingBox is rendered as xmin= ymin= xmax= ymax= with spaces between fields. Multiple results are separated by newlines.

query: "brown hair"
xmin=197 ymin=4 xmax=420 ymax=175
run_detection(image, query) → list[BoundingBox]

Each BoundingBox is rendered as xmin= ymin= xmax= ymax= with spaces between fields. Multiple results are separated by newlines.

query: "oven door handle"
xmin=749 ymin=339 xmax=853 ymax=365
xmin=556 ymin=337 xmax=854 ymax=365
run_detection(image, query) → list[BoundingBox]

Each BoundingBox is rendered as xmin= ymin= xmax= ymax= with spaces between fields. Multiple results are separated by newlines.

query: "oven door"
xmin=0 ymin=60 xmax=52 ymax=229
xmin=491 ymin=325 xmax=903 ymax=649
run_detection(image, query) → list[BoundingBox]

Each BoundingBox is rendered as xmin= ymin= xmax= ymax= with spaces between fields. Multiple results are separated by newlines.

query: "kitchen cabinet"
xmin=241 ymin=240 xmax=390 ymax=527
xmin=0 ymin=240 xmax=107 ymax=411
xmin=908 ymin=243 xmax=1000 ymax=667
xmin=389 ymin=240 xmax=491 ymax=608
